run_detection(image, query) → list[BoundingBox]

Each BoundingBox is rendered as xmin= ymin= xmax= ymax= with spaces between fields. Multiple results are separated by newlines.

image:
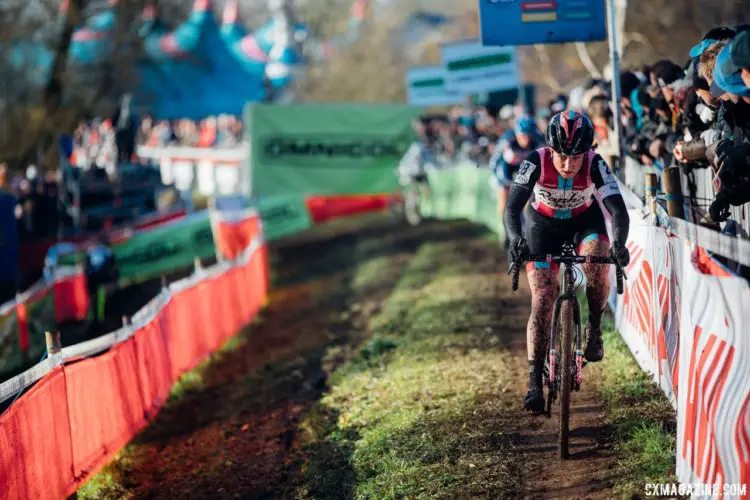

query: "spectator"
xmin=112 ymin=94 xmax=138 ymax=164
xmin=587 ymin=95 xmax=617 ymax=165
xmin=138 ymin=114 xmax=153 ymax=146
xmin=706 ymin=33 xmax=750 ymax=222
xmin=196 ymin=117 xmax=218 ymax=147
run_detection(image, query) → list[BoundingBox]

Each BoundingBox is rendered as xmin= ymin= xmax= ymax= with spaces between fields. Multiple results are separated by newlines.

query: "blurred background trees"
xmin=0 ymin=0 xmax=748 ymax=168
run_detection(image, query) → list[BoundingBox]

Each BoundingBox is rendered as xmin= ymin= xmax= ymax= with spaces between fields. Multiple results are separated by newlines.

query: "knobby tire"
xmin=559 ymin=297 xmax=573 ymax=460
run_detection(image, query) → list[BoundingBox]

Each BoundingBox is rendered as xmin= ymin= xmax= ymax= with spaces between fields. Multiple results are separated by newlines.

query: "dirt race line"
xmin=81 ymin=217 xmax=622 ymax=499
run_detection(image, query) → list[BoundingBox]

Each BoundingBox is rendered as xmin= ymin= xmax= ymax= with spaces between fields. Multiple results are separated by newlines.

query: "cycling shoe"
xmin=584 ymin=322 xmax=604 ymax=362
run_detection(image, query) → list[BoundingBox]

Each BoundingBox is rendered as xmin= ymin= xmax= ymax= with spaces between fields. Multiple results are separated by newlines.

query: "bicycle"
xmin=391 ymin=167 xmax=432 ymax=227
xmin=509 ymin=240 xmax=626 ymax=459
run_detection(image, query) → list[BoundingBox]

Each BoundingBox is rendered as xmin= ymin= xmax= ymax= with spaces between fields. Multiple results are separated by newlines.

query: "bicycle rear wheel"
xmin=558 ymin=297 xmax=573 ymax=460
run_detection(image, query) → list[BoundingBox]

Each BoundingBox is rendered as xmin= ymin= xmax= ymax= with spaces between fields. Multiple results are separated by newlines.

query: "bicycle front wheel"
xmin=558 ymin=297 xmax=573 ymax=460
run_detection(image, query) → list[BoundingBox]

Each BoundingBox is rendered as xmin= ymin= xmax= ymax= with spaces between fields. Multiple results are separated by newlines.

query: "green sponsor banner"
xmin=114 ymin=211 xmax=216 ymax=282
xmin=55 ymin=197 xmax=312 ymax=285
xmin=0 ymin=307 xmax=21 ymax=377
xmin=0 ymin=285 xmax=56 ymax=379
xmin=420 ymin=165 xmax=503 ymax=237
xmin=440 ymin=40 xmax=519 ymax=96
xmin=246 ymin=103 xmax=421 ymax=197
xmin=405 ymin=66 xmax=465 ymax=107
xmin=252 ymin=194 xmax=313 ymax=241
xmin=23 ymin=287 xmax=56 ymax=362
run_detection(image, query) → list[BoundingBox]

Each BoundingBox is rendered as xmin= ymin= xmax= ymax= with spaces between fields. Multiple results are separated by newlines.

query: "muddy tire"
xmin=559 ymin=298 xmax=573 ymax=460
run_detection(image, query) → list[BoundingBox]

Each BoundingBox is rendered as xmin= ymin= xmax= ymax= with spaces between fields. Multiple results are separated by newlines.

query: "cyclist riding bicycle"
xmin=398 ymin=117 xmax=442 ymax=186
xmin=489 ymin=115 xmax=544 ymax=248
xmin=503 ymin=110 xmax=631 ymax=414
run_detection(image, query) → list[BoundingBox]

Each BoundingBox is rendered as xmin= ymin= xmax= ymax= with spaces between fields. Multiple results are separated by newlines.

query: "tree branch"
xmin=575 ymin=43 xmax=602 ymax=79
xmin=623 ymin=31 xmax=655 ymax=55
xmin=533 ymin=45 xmax=563 ymax=91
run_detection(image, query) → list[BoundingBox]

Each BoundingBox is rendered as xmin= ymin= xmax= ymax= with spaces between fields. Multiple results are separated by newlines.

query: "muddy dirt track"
xmin=86 ymin=217 xmax=625 ymax=499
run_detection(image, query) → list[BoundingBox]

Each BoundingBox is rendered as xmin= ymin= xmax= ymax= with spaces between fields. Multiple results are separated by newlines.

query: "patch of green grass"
xmin=296 ymin=236 xmax=519 ymax=499
xmin=347 ymin=336 xmax=399 ymax=373
xmin=78 ymin=464 xmax=129 ymax=499
xmin=590 ymin=307 xmax=678 ymax=498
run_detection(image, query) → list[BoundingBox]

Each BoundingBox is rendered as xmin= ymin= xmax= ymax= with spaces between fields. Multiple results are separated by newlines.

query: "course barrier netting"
xmin=0 ymin=268 xmax=89 ymax=380
xmin=421 ymin=163 xmax=750 ymax=498
xmin=0 ymin=209 xmax=268 ymax=499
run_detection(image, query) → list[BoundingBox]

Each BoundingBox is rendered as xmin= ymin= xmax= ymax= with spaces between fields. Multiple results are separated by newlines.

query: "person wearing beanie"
xmin=722 ymin=29 xmax=750 ymax=89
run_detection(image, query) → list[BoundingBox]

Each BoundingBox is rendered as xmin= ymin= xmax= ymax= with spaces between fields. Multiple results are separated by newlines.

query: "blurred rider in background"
xmin=489 ymin=115 xmax=544 ymax=248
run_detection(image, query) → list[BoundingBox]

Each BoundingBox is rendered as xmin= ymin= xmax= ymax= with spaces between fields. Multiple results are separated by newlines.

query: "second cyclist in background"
xmin=489 ymin=115 xmax=544 ymax=248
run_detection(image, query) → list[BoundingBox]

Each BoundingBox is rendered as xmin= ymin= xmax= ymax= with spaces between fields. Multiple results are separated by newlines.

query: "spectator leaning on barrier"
xmin=705 ymin=30 xmax=750 ymax=222
xmin=651 ymin=61 xmax=686 ymax=159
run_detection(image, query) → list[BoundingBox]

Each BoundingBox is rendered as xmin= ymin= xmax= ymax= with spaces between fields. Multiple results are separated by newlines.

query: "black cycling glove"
xmin=613 ymin=244 xmax=630 ymax=269
xmin=509 ymin=237 xmax=530 ymax=266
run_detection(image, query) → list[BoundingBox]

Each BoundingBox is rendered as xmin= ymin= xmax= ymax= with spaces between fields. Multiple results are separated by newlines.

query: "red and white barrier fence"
xmin=0 ymin=209 xmax=267 ymax=499
xmin=613 ymin=199 xmax=750 ymax=498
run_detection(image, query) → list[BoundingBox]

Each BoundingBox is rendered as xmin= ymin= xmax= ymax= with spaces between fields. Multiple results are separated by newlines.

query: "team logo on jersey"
xmin=515 ymin=160 xmax=536 ymax=184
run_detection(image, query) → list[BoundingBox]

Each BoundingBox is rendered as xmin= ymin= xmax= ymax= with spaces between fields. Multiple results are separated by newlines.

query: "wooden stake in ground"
xmin=662 ymin=167 xmax=685 ymax=219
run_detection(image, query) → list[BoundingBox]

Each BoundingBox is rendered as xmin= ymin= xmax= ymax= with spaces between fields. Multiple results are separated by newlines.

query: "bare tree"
xmin=0 ymin=0 xmax=158 ymax=169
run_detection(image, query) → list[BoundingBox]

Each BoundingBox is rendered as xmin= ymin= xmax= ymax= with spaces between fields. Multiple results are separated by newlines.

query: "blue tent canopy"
xmin=220 ymin=0 xmax=246 ymax=45
xmin=8 ymin=0 xmax=370 ymax=119
xmin=138 ymin=0 xmax=266 ymax=119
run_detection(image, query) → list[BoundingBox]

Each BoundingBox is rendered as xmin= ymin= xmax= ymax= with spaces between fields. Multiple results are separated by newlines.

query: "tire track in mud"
xmin=84 ymin=218 xmax=622 ymax=499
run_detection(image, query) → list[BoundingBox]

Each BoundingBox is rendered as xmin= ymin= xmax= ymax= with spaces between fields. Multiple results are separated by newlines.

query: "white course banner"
xmin=440 ymin=40 xmax=519 ymax=95
xmin=405 ymin=66 xmax=465 ymax=107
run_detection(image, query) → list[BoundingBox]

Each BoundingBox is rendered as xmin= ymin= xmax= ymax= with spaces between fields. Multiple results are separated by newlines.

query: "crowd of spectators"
xmin=413 ymin=24 xmax=750 ymax=237
xmin=0 ymin=163 xmax=60 ymax=243
xmin=136 ymin=115 xmax=244 ymax=149
xmin=407 ymin=104 xmax=531 ymax=167
xmin=71 ymin=112 xmax=244 ymax=174
xmin=554 ymin=24 xmax=750 ymax=230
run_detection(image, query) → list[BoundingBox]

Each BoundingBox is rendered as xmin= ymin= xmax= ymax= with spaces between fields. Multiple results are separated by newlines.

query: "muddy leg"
xmin=580 ymin=238 xmax=610 ymax=328
xmin=526 ymin=267 xmax=559 ymax=362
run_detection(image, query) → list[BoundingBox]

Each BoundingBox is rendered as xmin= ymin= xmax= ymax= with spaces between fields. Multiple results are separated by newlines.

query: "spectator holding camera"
xmin=704 ymin=30 xmax=750 ymax=222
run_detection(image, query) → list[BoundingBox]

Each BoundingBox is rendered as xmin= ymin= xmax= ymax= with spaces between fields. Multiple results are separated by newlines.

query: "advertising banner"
xmin=0 ymin=305 xmax=20 ymax=377
xmin=419 ymin=164 xmax=503 ymax=236
xmin=676 ymin=249 xmax=750 ymax=496
xmin=440 ymin=40 xmax=519 ymax=95
xmin=613 ymin=214 xmax=680 ymax=405
xmin=113 ymin=211 xmax=216 ymax=282
xmin=405 ymin=66 xmax=465 ymax=107
xmin=252 ymin=194 xmax=312 ymax=241
xmin=246 ymin=103 xmax=420 ymax=197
